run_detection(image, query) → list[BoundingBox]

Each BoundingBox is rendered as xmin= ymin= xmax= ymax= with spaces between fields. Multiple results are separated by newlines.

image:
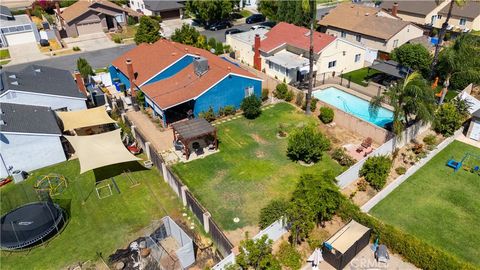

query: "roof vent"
xmin=8 ymin=74 xmax=16 ymax=79
xmin=193 ymin=57 xmax=209 ymax=76
xmin=11 ymin=81 xmax=18 ymax=85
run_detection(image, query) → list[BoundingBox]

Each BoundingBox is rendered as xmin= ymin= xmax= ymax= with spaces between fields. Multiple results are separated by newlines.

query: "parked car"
xmin=251 ymin=25 xmax=270 ymax=31
xmin=225 ymin=28 xmax=243 ymax=36
xmin=39 ymin=39 xmax=50 ymax=47
xmin=246 ymin=13 xmax=266 ymax=24
xmin=260 ymin=21 xmax=277 ymax=28
xmin=375 ymin=245 xmax=390 ymax=263
xmin=208 ymin=20 xmax=233 ymax=31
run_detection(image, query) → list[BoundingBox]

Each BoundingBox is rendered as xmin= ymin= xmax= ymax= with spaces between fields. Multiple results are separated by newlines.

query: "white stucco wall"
xmin=0 ymin=133 xmax=66 ymax=177
xmin=0 ymin=91 xmax=87 ymax=111
xmin=129 ymin=0 xmax=153 ymax=15
xmin=316 ymin=38 xmax=366 ymax=77
xmin=226 ymin=34 xmax=255 ymax=67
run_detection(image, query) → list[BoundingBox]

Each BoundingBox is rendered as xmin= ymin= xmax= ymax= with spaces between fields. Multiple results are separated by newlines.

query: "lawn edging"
xmin=361 ymin=128 xmax=463 ymax=212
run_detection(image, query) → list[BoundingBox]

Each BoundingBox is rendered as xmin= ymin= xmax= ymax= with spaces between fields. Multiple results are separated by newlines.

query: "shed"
xmin=322 ymin=220 xmax=371 ymax=270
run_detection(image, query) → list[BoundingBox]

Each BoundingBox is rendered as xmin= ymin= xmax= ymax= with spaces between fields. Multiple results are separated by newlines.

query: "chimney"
xmin=253 ymin=34 xmax=261 ymax=71
xmin=74 ymin=71 xmax=88 ymax=96
xmin=126 ymin=59 xmax=136 ymax=97
xmin=392 ymin=2 xmax=399 ymax=17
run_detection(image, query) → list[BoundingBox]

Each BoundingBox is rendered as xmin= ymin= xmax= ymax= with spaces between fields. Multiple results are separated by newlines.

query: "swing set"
xmin=447 ymin=152 xmax=480 ymax=173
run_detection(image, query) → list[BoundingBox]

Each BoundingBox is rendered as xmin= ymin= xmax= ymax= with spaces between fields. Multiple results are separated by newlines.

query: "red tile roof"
xmin=111 ymin=39 xmax=259 ymax=109
xmin=259 ymin=22 xmax=336 ymax=54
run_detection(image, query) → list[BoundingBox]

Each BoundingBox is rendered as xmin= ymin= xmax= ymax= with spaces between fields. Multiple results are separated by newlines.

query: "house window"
xmin=141 ymin=4 xmax=144 ymax=9
xmin=355 ymin=34 xmax=361 ymax=42
xmin=393 ymin=39 xmax=399 ymax=48
xmin=354 ymin=54 xmax=361 ymax=62
xmin=245 ymin=86 xmax=254 ymax=97
xmin=341 ymin=31 xmax=346 ymax=38
xmin=459 ymin=18 xmax=467 ymax=26
xmin=55 ymin=107 xmax=68 ymax=112
xmin=437 ymin=14 xmax=442 ymax=20
xmin=431 ymin=15 xmax=437 ymax=24
xmin=328 ymin=60 xmax=336 ymax=68
xmin=115 ymin=14 xmax=125 ymax=23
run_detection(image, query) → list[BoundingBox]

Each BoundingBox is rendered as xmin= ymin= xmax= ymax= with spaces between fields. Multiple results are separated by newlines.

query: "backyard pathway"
xmin=319 ymin=76 xmax=385 ymax=98
xmin=126 ymin=110 xmax=173 ymax=152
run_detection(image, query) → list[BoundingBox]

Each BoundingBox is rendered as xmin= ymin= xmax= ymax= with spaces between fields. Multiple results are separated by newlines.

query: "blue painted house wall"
xmin=193 ymin=74 xmax=262 ymax=116
xmin=109 ymin=65 xmax=131 ymax=90
xmin=143 ymin=55 xmax=195 ymax=86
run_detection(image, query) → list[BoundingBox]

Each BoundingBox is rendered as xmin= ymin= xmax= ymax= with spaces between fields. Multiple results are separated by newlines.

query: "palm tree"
xmin=304 ymin=0 xmax=316 ymax=115
xmin=430 ymin=0 xmax=466 ymax=79
xmin=369 ymin=72 xmax=436 ymax=136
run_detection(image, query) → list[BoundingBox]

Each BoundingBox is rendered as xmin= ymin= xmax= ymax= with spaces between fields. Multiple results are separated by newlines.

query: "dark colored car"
xmin=208 ymin=20 xmax=233 ymax=31
xmin=225 ymin=28 xmax=243 ymax=36
xmin=246 ymin=14 xmax=266 ymax=24
xmin=260 ymin=21 xmax=277 ymax=28
xmin=39 ymin=39 xmax=50 ymax=47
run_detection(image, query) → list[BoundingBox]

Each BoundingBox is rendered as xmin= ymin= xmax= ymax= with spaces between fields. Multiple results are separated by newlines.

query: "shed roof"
xmin=144 ymin=1 xmax=184 ymax=12
xmin=369 ymin=59 xmax=410 ymax=79
xmin=172 ymin=118 xmax=215 ymax=141
xmin=265 ymin=50 xmax=310 ymax=69
xmin=325 ymin=220 xmax=370 ymax=254
xmin=0 ymin=103 xmax=61 ymax=135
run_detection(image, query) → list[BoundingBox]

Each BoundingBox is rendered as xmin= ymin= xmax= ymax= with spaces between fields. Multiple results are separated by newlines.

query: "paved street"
xmin=4 ymin=44 xmax=135 ymax=72
xmin=200 ymin=22 xmax=262 ymax=43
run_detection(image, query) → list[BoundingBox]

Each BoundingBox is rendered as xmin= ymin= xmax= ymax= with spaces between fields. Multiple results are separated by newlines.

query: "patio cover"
xmin=369 ymin=60 xmax=410 ymax=79
xmin=64 ymin=129 xmax=140 ymax=174
xmin=57 ymin=106 xmax=116 ymax=131
xmin=172 ymin=118 xmax=215 ymax=141
xmin=325 ymin=220 xmax=370 ymax=254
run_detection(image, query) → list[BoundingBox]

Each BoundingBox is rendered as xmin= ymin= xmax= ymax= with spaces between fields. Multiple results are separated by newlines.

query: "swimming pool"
xmin=313 ymin=87 xmax=393 ymax=128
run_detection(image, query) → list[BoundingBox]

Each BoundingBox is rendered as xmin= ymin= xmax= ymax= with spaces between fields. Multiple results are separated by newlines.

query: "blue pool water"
xmin=313 ymin=87 xmax=393 ymax=128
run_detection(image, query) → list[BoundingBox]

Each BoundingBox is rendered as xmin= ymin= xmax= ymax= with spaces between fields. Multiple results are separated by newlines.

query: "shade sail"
xmin=57 ymin=106 xmax=116 ymax=131
xmin=65 ymin=129 xmax=140 ymax=174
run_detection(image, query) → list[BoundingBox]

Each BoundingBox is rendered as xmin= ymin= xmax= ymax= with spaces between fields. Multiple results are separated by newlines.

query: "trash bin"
xmin=12 ymin=170 xmax=25 ymax=184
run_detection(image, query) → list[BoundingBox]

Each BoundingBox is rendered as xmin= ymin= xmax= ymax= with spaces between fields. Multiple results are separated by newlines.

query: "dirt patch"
xmin=224 ymin=225 xmax=260 ymax=247
xmin=250 ymin=133 xmax=267 ymax=144
xmin=255 ymin=150 xmax=265 ymax=158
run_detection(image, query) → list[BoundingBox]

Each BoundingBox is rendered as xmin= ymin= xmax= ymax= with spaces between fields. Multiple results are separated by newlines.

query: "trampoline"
xmin=0 ymin=202 xmax=66 ymax=250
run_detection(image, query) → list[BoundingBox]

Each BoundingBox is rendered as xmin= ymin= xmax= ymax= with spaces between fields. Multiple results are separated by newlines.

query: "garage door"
xmin=160 ymin=10 xmax=180 ymax=20
xmin=77 ymin=22 xmax=103 ymax=36
xmin=5 ymin=31 xmax=36 ymax=46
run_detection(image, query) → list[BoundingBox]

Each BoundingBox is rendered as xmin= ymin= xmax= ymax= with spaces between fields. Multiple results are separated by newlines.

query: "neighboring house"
xmin=227 ymin=22 xmax=367 ymax=83
xmin=380 ymin=0 xmax=480 ymax=31
xmin=0 ymin=65 xmax=87 ymax=111
xmin=467 ymin=109 xmax=480 ymax=141
xmin=0 ymin=103 xmax=66 ymax=177
xmin=0 ymin=5 xmax=40 ymax=47
xmin=319 ymin=3 xmax=424 ymax=55
xmin=56 ymin=0 xmax=141 ymax=37
xmin=129 ymin=0 xmax=184 ymax=19
xmin=109 ymin=39 xmax=262 ymax=126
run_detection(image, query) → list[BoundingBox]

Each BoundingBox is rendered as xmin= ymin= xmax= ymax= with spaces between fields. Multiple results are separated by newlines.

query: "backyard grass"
xmin=0 ymin=49 xmax=10 ymax=60
xmin=172 ymin=103 xmax=344 ymax=230
xmin=0 ymin=157 xmax=184 ymax=269
xmin=371 ymin=140 xmax=480 ymax=266
xmin=341 ymin=67 xmax=380 ymax=87
xmin=239 ymin=9 xmax=252 ymax=18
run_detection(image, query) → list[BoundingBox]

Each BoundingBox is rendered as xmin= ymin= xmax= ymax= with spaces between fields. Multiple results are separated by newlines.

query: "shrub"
xmin=359 ymin=155 xmax=392 ymax=190
xmin=72 ymin=46 xmax=81 ymax=51
xmin=224 ymin=105 xmax=236 ymax=116
xmin=199 ymin=107 xmax=216 ymax=122
xmin=423 ymin=134 xmax=437 ymax=146
xmin=430 ymin=28 xmax=438 ymax=37
xmin=261 ymin=88 xmax=269 ymax=101
xmin=395 ymin=166 xmax=407 ymax=175
xmin=285 ymin=90 xmax=294 ymax=102
xmin=259 ymin=199 xmax=289 ymax=229
xmin=274 ymin=83 xmax=288 ymax=99
xmin=443 ymin=32 xmax=451 ymax=41
xmin=127 ymin=16 xmax=137 ymax=26
xmin=287 ymin=125 xmax=331 ymax=163
xmin=357 ymin=178 xmax=368 ymax=191
xmin=295 ymin=92 xmax=304 ymax=107
xmin=433 ymin=103 xmax=462 ymax=137
xmin=218 ymin=107 xmax=225 ymax=117
xmin=241 ymin=95 xmax=262 ymax=119
xmin=319 ymin=107 xmax=334 ymax=124
xmin=302 ymin=97 xmax=319 ymax=112
xmin=276 ymin=242 xmax=302 ymax=270
xmin=113 ymin=36 xmax=122 ymax=44
xmin=215 ymin=41 xmax=224 ymax=55
xmin=450 ymin=72 xmax=480 ymax=90
xmin=332 ymin=147 xmax=355 ymax=167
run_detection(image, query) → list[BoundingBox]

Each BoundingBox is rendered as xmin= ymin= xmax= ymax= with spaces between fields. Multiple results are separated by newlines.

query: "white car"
xmin=250 ymin=25 xmax=270 ymax=31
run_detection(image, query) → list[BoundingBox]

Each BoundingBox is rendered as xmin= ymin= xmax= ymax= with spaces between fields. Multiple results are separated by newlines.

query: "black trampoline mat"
xmin=1 ymin=202 xmax=64 ymax=249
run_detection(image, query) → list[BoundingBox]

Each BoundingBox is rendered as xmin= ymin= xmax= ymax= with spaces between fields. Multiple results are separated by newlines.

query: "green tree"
xmin=208 ymin=37 xmax=217 ymax=50
xmin=258 ymin=0 xmax=278 ymax=20
xmin=215 ymin=41 xmax=224 ymax=55
xmin=433 ymin=102 xmax=463 ymax=136
xmin=196 ymin=34 xmax=207 ymax=49
xmin=186 ymin=0 xmax=234 ymax=23
xmin=76 ymin=57 xmax=94 ymax=80
xmin=241 ymin=95 xmax=262 ymax=119
xmin=287 ymin=125 xmax=330 ymax=163
xmin=134 ymin=16 xmax=161 ymax=45
xmin=359 ymin=155 xmax=392 ymax=190
xmin=276 ymin=241 xmax=302 ymax=269
xmin=287 ymin=199 xmax=315 ymax=244
xmin=370 ymin=72 xmax=436 ymax=135
xmin=259 ymin=199 xmax=289 ymax=229
xmin=390 ymin=43 xmax=432 ymax=78
xmin=171 ymin=23 xmax=200 ymax=45
xmin=236 ymin=235 xmax=281 ymax=270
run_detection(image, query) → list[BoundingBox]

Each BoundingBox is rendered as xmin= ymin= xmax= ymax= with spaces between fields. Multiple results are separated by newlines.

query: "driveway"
xmin=161 ymin=18 xmax=193 ymax=38
xmin=63 ymin=32 xmax=117 ymax=51
xmin=7 ymin=42 xmax=48 ymax=65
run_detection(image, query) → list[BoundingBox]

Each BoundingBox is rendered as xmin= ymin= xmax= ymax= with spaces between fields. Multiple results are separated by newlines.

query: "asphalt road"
xmin=4 ymin=44 xmax=136 ymax=72
xmin=200 ymin=22 xmax=262 ymax=43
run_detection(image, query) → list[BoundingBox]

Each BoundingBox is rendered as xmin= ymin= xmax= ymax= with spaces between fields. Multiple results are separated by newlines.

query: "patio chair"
xmin=173 ymin=140 xmax=184 ymax=151
xmin=361 ymin=137 xmax=373 ymax=149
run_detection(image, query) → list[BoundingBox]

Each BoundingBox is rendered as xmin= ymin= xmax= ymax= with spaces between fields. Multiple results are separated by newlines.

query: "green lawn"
xmin=239 ymin=9 xmax=252 ymax=18
xmin=172 ymin=103 xmax=344 ymax=230
xmin=341 ymin=67 xmax=381 ymax=87
xmin=0 ymin=158 xmax=184 ymax=269
xmin=0 ymin=49 xmax=10 ymax=60
xmin=371 ymin=140 xmax=480 ymax=266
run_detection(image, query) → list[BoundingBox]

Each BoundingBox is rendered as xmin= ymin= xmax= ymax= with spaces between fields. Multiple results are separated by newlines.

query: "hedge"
xmin=337 ymin=200 xmax=476 ymax=270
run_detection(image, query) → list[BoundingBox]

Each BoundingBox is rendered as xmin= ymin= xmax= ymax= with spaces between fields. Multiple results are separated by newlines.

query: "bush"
xmin=395 ymin=166 xmax=407 ymax=175
xmin=274 ymin=83 xmax=288 ymax=100
xmin=287 ymin=125 xmax=331 ymax=163
xmin=357 ymin=178 xmax=368 ymax=191
xmin=113 ymin=36 xmax=122 ymax=44
xmin=72 ymin=46 xmax=81 ymax=51
xmin=276 ymin=242 xmax=302 ymax=270
xmin=332 ymin=147 xmax=355 ymax=167
xmin=259 ymin=199 xmax=289 ymax=229
xmin=285 ymin=90 xmax=294 ymax=102
xmin=241 ymin=95 xmax=262 ymax=119
xmin=127 ymin=16 xmax=137 ymax=26
xmin=430 ymin=28 xmax=438 ymax=37
xmin=302 ymin=97 xmax=319 ymax=112
xmin=319 ymin=107 xmax=334 ymax=124
xmin=359 ymin=155 xmax=392 ymax=190
xmin=450 ymin=72 xmax=480 ymax=90
xmin=215 ymin=41 xmax=224 ymax=55
xmin=218 ymin=107 xmax=225 ymax=117
xmin=295 ymin=92 xmax=304 ymax=107
xmin=224 ymin=105 xmax=236 ymax=116
xmin=423 ymin=134 xmax=437 ymax=146
xmin=199 ymin=107 xmax=216 ymax=122
xmin=443 ymin=32 xmax=451 ymax=41
xmin=433 ymin=103 xmax=462 ymax=137
xmin=261 ymin=88 xmax=269 ymax=101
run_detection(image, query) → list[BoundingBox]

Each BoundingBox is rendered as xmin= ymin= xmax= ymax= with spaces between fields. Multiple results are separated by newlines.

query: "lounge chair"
xmin=361 ymin=137 xmax=373 ymax=149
